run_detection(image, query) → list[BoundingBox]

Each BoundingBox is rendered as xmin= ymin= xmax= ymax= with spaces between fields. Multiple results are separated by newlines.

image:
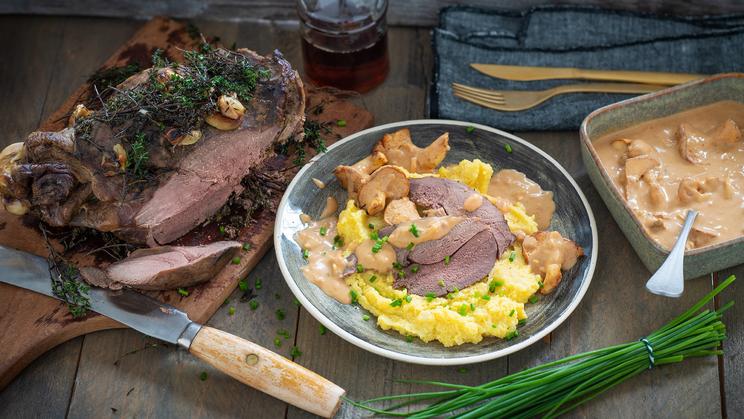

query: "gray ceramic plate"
xmin=580 ymin=73 xmax=744 ymax=278
xmin=275 ymin=120 xmax=597 ymax=365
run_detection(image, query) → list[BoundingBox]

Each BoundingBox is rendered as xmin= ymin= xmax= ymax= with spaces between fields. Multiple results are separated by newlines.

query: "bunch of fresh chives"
xmin=349 ymin=275 xmax=734 ymax=419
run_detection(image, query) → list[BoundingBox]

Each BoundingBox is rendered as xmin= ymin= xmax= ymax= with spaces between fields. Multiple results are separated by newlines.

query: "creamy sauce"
xmin=312 ymin=178 xmax=326 ymax=189
xmin=463 ymin=193 xmax=484 ymax=212
xmin=355 ymin=240 xmax=397 ymax=273
xmin=319 ymin=196 xmax=338 ymax=219
xmin=299 ymin=213 xmax=312 ymax=224
xmin=522 ymin=231 xmax=582 ymax=294
xmin=594 ymin=101 xmax=744 ymax=250
xmin=488 ymin=169 xmax=555 ymax=230
xmin=387 ymin=216 xmax=463 ymax=248
xmin=295 ymin=217 xmax=352 ymax=304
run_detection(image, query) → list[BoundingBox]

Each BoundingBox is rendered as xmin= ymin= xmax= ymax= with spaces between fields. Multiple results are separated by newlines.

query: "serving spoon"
xmin=645 ymin=210 xmax=698 ymax=297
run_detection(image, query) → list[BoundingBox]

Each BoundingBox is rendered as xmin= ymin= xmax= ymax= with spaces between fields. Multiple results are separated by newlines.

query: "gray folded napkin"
xmin=431 ymin=6 xmax=744 ymax=131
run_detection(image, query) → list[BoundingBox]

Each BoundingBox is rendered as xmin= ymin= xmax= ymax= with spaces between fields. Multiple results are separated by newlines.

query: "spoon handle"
xmin=645 ymin=210 xmax=699 ymax=298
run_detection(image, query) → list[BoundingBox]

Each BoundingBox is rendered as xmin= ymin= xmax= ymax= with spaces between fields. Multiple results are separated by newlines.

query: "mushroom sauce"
xmin=594 ymin=100 xmax=744 ymax=250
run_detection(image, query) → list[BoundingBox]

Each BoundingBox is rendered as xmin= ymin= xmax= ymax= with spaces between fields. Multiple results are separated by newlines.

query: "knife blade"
xmin=0 ymin=245 xmax=344 ymax=418
xmin=471 ymin=63 xmax=704 ymax=85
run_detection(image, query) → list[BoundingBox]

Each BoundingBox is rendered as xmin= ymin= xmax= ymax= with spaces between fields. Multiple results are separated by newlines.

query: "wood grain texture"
xmin=4 ymin=0 xmax=744 ymax=27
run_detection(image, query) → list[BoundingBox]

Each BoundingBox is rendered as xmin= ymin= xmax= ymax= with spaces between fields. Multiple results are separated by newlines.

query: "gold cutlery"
xmin=452 ymin=82 xmax=665 ymax=112
xmin=471 ymin=64 xmax=703 ymax=85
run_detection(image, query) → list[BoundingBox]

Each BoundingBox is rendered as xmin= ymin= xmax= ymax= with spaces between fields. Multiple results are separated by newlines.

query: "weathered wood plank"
xmin=506 ymin=133 xmax=721 ymax=418
xmin=4 ymin=0 xmax=744 ymax=27
xmin=720 ymin=266 xmax=742 ymax=416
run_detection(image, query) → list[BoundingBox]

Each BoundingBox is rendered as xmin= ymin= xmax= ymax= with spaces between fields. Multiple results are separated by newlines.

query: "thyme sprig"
xmin=40 ymin=224 xmax=91 ymax=318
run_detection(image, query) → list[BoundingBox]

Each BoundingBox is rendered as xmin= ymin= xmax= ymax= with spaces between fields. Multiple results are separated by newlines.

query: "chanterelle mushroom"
xmin=384 ymin=197 xmax=420 ymax=225
xmin=357 ymin=166 xmax=409 ymax=215
xmin=373 ymin=128 xmax=449 ymax=173
xmin=677 ymin=123 xmax=708 ymax=164
xmin=522 ymin=231 xmax=583 ymax=295
xmin=334 ymin=151 xmax=387 ymax=199
xmin=677 ymin=177 xmax=717 ymax=204
xmin=711 ymin=119 xmax=742 ymax=145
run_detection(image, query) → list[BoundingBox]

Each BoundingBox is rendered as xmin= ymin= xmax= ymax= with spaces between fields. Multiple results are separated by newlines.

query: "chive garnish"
xmin=319 ymin=226 xmax=328 ymax=236
xmin=228 ymin=306 xmax=236 ymax=316
xmin=504 ymin=143 xmax=513 ymax=153
xmin=411 ymin=264 xmax=420 ymax=273
xmin=350 ymin=290 xmax=359 ymax=303
xmin=409 ymin=223 xmax=420 ymax=237
xmin=199 ymin=371 xmax=208 ymax=381
xmin=506 ymin=330 xmax=519 ymax=340
xmin=231 ymin=256 xmax=241 ymax=265
xmin=518 ymin=318 xmax=527 ymax=326
xmin=406 ymin=242 xmax=415 ymax=251
xmin=238 ymin=280 xmax=248 ymax=292
xmin=509 ymin=251 xmax=516 ymax=262
xmin=275 ymin=309 xmax=286 ymax=320
xmin=362 ymin=314 xmax=370 ymax=321
xmin=219 ymin=225 xmax=226 ymax=235
xmin=405 ymin=335 xmax=414 ymax=343
xmin=508 ymin=309 xmax=515 ymax=317
xmin=255 ymin=278 xmax=262 ymax=290
xmin=302 ymin=249 xmax=309 ymax=260
xmin=392 ymin=261 xmax=402 ymax=270
xmin=529 ymin=295 xmax=539 ymax=304
xmin=177 ymin=288 xmax=189 ymax=297
xmin=482 ymin=295 xmax=491 ymax=301
xmin=242 ymin=242 xmax=251 ymax=251
xmin=466 ymin=126 xmax=475 ymax=133
xmin=336 ymin=119 xmax=347 ymax=127
xmin=273 ymin=337 xmax=282 ymax=348
xmin=333 ymin=235 xmax=344 ymax=249
xmin=370 ymin=231 xmax=379 ymax=240
xmin=405 ymin=295 xmax=412 ymax=303
xmin=390 ymin=298 xmax=403 ymax=307
xmin=458 ymin=367 xmax=469 ymax=373
xmin=426 ymin=293 xmax=435 ymax=302
xmin=444 ymin=255 xmax=451 ymax=265
xmin=319 ymin=325 xmax=327 ymax=335
xmin=356 ymin=264 xmax=364 ymax=273
xmin=249 ymin=299 xmax=259 ymax=310
xmin=368 ymin=223 xmax=375 ymax=229
xmin=458 ymin=304 xmax=468 ymax=316
xmin=369 ymin=275 xmax=377 ymax=283
xmin=290 ymin=346 xmax=302 ymax=358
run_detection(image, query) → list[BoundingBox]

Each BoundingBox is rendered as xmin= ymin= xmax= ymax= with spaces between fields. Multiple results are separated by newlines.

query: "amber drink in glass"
xmin=297 ymin=0 xmax=389 ymax=93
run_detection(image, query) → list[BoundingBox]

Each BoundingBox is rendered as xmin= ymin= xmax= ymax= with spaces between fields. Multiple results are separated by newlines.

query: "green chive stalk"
xmin=349 ymin=275 xmax=735 ymax=418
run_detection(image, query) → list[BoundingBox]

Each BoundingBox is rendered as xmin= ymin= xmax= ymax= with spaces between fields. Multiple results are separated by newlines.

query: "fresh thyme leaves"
xmin=129 ymin=133 xmax=149 ymax=178
xmin=40 ymin=225 xmax=91 ymax=318
xmin=87 ymin=63 xmax=141 ymax=96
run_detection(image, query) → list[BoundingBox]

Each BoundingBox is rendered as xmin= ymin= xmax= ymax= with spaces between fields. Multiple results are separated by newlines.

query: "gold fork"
xmin=452 ymin=82 xmax=666 ymax=112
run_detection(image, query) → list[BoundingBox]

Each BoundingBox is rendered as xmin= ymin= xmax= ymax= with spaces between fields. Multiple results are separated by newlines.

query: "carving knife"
xmin=470 ymin=63 xmax=704 ymax=85
xmin=0 ymin=245 xmax=344 ymax=418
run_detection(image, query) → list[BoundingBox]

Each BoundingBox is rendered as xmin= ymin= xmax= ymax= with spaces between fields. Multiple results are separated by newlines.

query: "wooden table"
xmin=0 ymin=14 xmax=740 ymax=419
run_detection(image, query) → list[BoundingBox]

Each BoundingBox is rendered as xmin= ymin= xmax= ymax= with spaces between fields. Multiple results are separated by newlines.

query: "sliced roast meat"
xmin=79 ymin=241 xmax=242 ymax=290
xmin=409 ymin=177 xmax=514 ymax=256
xmin=1 ymin=47 xmax=305 ymax=246
xmin=408 ymin=219 xmax=487 ymax=265
xmin=394 ymin=229 xmax=497 ymax=296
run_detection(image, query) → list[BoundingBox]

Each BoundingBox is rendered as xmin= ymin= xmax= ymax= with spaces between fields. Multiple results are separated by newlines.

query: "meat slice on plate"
xmin=0 ymin=47 xmax=305 ymax=246
xmin=409 ymin=177 xmax=515 ymax=256
xmin=80 ymin=241 xmax=242 ymax=290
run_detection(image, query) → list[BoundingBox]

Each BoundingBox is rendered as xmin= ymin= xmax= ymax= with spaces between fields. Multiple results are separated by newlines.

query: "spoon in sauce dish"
xmin=645 ymin=210 xmax=699 ymax=298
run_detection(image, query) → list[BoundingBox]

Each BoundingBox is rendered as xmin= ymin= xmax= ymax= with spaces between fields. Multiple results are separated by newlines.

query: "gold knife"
xmin=471 ymin=64 xmax=704 ymax=85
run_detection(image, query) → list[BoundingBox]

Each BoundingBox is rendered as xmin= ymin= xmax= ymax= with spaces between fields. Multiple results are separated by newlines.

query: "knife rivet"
xmin=245 ymin=353 xmax=259 ymax=365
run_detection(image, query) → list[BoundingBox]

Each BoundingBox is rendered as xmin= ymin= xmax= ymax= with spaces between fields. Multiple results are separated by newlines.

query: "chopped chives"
xmin=482 ymin=294 xmax=491 ymax=301
xmin=458 ymin=367 xmax=469 ymax=373
xmin=444 ymin=255 xmax=451 ymax=265
xmin=405 ymin=295 xmax=412 ymax=303
xmin=218 ymin=225 xmax=226 ymax=235
xmin=228 ymin=306 xmax=236 ymax=316
xmin=319 ymin=325 xmax=327 ymax=335
xmin=466 ymin=126 xmax=475 ymax=133
xmin=508 ymin=309 xmax=515 ymax=317
xmin=362 ymin=314 xmax=370 ymax=321
xmin=470 ymin=303 xmax=475 ymax=311
xmin=528 ymin=295 xmax=539 ymax=304
xmin=458 ymin=304 xmax=468 ymax=316
xmin=509 ymin=251 xmax=516 ymax=262
xmin=231 ymin=256 xmax=241 ymax=265
xmin=290 ymin=346 xmax=302 ymax=358
xmin=390 ymin=298 xmax=403 ymax=307
xmin=405 ymin=335 xmax=414 ymax=343
xmin=293 ymin=298 xmax=301 ymax=306
xmin=370 ymin=231 xmax=379 ymax=240
xmin=369 ymin=275 xmax=377 ymax=283
xmin=411 ymin=264 xmax=420 ymax=273
xmin=538 ymin=280 xmax=544 ymax=289
xmin=302 ymin=249 xmax=309 ymax=260
xmin=242 ymin=242 xmax=251 ymax=251
xmin=504 ymin=143 xmax=513 ymax=153
xmin=409 ymin=223 xmax=420 ymax=237
xmin=277 ymin=329 xmax=290 ymax=339
xmin=177 ymin=288 xmax=189 ymax=297
xmin=249 ymin=299 xmax=259 ymax=310
xmin=506 ymin=330 xmax=519 ymax=340
xmin=425 ymin=293 xmax=435 ymax=302
xmin=333 ymin=235 xmax=344 ymax=249
xmin=368 ymin=223 xmax=375 ymax=229
xmin=255 ymin=279 xmax=262 ymax=290
xmin=406 ymin=242 xmax=415 ymax=251
xmin=238 ymin=280 xmax=248 ymax=292
xmin=275 ymin=309 xmax=286 ymax=320
xmin=199 ymin=371 xmax=208 ymax=381
xmin=336 ymin=119 xmax=347 ymax=127
xmin=350 ymin=290 xmax=359 ymax=303
xmin=518 ymin=318 xmax=527 ymax=326
xmin=392 ymin=261 xmax=402 ymax=269
xmin=273 ymin=337 xmax=282 ymax=348
xmin=319 ymin=226 xmax=328 ymax=236
xmin=356 ymin=264 xmax=364 ymax=273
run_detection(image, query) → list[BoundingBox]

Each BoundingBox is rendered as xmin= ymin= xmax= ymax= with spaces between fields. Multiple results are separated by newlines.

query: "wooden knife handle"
xmin=189 ymin=326 xmax=345 ymax=418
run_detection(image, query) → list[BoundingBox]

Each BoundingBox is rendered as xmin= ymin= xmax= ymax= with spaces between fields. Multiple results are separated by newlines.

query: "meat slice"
xmin=407 ymin=219 xmax=487 ymax=265
xmin=79 ymin=241 xmax=242 ymax=290
xmin=409 ymin=177 xmax=514 ymax=256
xmin=394 ymin=230 xmax=497 ymax=296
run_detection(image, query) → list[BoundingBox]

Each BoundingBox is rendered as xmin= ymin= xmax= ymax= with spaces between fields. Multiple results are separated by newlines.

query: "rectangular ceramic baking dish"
xmin=580 ymin=73 xmax=744 ymax=279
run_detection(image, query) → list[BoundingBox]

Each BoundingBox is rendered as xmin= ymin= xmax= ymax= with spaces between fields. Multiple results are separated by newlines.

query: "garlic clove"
xmin=68 ymin=104 xmax=92 ymax=127
xmin=178 ymin=130 xmax=203 ymax=146
xmin=217 ymin=94 xmax=246 ymax=120
xmin=205 ymin=113 xmax=241 ymax=130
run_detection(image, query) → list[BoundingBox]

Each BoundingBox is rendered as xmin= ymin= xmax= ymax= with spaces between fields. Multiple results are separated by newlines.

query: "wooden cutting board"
xmin=0 ymin=17 xmax=373 ymax=389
